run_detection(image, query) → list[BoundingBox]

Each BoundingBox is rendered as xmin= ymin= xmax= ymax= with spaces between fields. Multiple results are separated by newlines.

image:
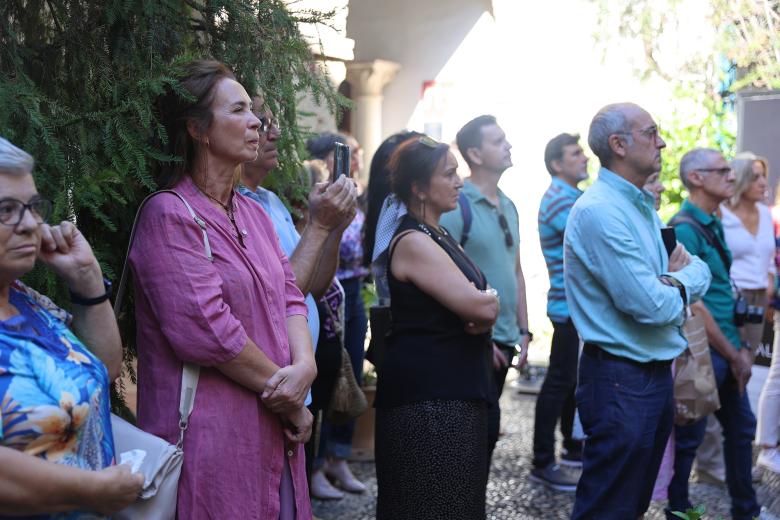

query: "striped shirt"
xmin=538 ymin=177 xmax=582 ymax=323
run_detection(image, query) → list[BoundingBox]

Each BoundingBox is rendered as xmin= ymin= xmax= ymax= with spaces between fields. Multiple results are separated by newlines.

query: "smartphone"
xmin=332 ymin=142 xmax=350 ymax=182
xmin=661 ymin=226 xmax=677 ymax=257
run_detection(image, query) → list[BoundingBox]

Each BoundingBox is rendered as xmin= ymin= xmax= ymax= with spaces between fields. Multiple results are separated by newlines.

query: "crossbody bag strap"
xmin=669 ymin=211 xmax=732 ymax=272
xmin=114 ymin=189 xmax=209 ymax=449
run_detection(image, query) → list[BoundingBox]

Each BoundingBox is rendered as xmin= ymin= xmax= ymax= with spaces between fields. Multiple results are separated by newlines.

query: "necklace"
xmin=197 ymin=186 xmax=246 ymax=248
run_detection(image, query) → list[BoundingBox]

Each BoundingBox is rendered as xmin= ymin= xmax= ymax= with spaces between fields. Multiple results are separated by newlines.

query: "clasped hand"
xmin=261 ymin=363 xmax=315 ymax=414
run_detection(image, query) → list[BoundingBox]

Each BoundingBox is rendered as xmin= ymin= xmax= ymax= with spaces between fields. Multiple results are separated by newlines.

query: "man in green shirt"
xmin=440 ymin=115 xmax=530 ymax=468
xmin=667 ymin=148 xmax=760 ymax=520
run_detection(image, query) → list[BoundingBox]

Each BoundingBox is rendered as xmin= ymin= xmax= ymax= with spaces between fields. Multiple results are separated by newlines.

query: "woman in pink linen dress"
xmin=129 ymin=60 xmax=316 ymax=519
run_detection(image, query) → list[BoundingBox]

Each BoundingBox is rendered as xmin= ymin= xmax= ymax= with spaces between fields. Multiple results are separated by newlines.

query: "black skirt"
xmin=375 ymin=399 xmax=488 ymax=520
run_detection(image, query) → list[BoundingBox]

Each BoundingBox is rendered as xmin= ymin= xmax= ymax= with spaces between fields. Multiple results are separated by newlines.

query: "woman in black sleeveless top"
xmin=374 ymin=136 xmax=499 ymax=520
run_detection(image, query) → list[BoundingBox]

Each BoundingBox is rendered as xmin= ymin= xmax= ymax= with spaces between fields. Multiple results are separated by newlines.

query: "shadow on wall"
xmin=346 ymin=0 xmax=490 ymax=137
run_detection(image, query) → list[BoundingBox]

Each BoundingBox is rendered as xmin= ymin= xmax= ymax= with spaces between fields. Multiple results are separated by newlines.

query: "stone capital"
xmin=345 ymin=60 xmax=401 ymax=97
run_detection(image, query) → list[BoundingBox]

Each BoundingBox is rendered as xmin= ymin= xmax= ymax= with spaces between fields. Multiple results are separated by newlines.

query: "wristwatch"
xmin=70 ymin=277 xmax=112 ymax=306
xmin=519 ymin=328 xmax=534 ymax=342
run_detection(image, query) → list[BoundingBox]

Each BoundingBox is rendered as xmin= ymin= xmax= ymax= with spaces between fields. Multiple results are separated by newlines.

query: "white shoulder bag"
xmin=112 ymin=190 xmax=211 ymax=520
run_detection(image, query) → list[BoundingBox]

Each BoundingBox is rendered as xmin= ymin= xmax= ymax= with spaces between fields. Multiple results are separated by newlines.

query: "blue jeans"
xmin=572 ymin=347 xmax=674 ymax=520
xmin=667 ymin=348 xmax=759 ymax=520
xmin=323 ymin=277 xmax=368 ymax=460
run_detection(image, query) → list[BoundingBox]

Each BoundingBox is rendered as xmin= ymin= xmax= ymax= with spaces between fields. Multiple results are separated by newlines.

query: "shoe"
xmin=310 ymin=470 xmax=344 ymax=500
xmin=529 ymin=462 xmax=579 ymax=492
xmin=695 ymin=467 xmax=726 ymax=486
xmin=758 ymin=507 xmax=780 ymax=520
xmin=560 ymin=447 xmax=583 ymax=468
xmin=758 ymin=447 xmax=780 ymax=474
xmin=323 ymin=458 xmax=367 ymax=493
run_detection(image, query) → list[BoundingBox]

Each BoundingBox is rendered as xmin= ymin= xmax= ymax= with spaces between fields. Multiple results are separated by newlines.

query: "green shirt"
xmin=673 ymin=199 xmax=742 ymax=348
xmin=440 ymin=181 xmax=521 ymax=346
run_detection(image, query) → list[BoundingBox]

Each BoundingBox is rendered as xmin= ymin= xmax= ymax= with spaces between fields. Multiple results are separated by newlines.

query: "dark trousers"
xmin=487 ymin=342 xmax=515 ymax=466
xmin=667 ymin=348 xmax=760 ymax=520
xmin=304 ymin=305 xmax=343 ymax=480
xmin=533 ymin=319 xmax=581 ymax=468
xmin=572 ymin=346 xmax=673 ymax=520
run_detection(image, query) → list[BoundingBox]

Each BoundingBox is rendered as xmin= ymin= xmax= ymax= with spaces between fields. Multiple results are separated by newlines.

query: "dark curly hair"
xmin=388 ymin=136 xmax=451 ymax=207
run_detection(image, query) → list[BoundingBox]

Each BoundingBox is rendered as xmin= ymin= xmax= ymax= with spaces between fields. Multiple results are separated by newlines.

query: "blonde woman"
xmin=721 ymin=152 xmax=775 ymax=352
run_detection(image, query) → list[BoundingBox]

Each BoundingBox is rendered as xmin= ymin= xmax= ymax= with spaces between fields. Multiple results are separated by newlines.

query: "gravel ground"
xmin=313 ymin=378 xmax=780 ymax=520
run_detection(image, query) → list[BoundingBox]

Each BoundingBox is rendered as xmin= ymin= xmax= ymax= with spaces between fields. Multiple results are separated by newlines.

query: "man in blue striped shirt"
xmin=531 ymin=133 xmax=589 ymax=491
xmin=565 ymin=103 xmax=711 ymax=519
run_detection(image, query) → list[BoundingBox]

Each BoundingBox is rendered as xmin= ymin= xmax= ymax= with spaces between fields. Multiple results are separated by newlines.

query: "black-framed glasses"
xmin=697 ymin=167 xmax=732 ymax=176
xmin=0 ymin=197 xmax=52 ymax=227
xmin=497 ymin=212 xmax=513 ymax=248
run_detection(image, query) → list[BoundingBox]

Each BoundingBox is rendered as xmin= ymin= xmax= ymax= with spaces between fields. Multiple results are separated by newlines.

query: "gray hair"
xmin=730 ymin=151 xmax=768 ymax=205
xmin=679 ymin=148 xmax=722 ymax=188
xmin=587 ymin=103 xmax=634 ymax=167
xmin=0 ymin=137 xmax=34 ymax=176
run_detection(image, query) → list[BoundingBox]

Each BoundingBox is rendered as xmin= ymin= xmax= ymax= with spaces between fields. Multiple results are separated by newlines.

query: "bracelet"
xmin=70 ymin=277 xmax=112 ymax=306
xmin=519 ymin=328 xmax=534 ymax=341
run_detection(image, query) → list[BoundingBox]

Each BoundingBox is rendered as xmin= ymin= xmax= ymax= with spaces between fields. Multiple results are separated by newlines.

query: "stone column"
xmin=346 ymin=60 xmax=400 ymax=182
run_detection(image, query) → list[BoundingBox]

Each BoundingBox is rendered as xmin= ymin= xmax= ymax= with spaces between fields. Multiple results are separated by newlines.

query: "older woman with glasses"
xmin=373 ymin=136 xmax=499 ymax=520
xmin=0 ymin=137 xmax=143 ymax=517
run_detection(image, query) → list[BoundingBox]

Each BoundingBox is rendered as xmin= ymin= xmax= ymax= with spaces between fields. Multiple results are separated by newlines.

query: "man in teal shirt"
xmin=565 ymin=103 xmax=711 ymax=519
xmin=441 ymin=114 xmax=530 ymax=466
xmin=667 ymin=148 xmax=759 ymax=520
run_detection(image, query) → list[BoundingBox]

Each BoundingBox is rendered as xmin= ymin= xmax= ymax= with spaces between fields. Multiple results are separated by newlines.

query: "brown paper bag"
xmin=674 ymin=312 xmax=721 ymax=426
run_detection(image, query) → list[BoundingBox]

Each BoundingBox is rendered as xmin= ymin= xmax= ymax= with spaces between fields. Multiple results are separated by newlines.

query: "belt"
xmin=583 ymin=343 xmax=672 ymax=369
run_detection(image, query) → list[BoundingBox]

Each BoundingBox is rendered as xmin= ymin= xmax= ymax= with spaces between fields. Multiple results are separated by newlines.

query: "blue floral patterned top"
xmin=0 ymin=282 xmax=114 ymax=519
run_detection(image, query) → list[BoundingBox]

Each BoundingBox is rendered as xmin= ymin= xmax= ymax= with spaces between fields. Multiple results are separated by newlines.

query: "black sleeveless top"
xmin=374 ymin=215 xmax=494 ymax=409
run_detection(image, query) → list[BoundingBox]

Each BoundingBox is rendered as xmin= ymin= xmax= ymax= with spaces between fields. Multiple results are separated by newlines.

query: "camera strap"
xmin=669 ymin=211 xmax=741 ymax=296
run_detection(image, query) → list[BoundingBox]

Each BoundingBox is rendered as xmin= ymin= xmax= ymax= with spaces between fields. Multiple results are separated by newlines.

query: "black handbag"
xmin=365 ymin=305 xmax=391 ymax=372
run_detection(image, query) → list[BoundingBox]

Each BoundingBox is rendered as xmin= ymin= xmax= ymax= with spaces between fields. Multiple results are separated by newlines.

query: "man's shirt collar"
xmin=681 ymin=199 xmax=717 ymax=226
xmin=598 ymin=167 xmax=655 ymax=211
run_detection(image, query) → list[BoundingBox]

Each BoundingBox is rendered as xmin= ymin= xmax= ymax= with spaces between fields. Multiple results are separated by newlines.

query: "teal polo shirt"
xmin=672 ymin=199 xmax=742 ymax=348
xmin=440 ymin=180 xmax=521 ymax=346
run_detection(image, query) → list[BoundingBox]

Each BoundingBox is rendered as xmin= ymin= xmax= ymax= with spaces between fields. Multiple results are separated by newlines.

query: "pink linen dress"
xmin=129 ymin=176 xmax=312 ymax=519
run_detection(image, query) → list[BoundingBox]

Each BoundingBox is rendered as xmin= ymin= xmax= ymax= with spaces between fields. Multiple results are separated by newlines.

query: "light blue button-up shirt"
xmin=564 ymin=168 xmax=712 ymax=362
xmin=238 ymin=185 xmax=319 ymax=406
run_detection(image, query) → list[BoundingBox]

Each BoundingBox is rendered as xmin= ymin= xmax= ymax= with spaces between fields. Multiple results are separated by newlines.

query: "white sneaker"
xmin=757 ymin=447 xmax=780 ymax=474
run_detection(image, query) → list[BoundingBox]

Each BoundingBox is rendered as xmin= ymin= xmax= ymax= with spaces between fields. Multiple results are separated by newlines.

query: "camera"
xmin=734 ymin=295 xmax=763 ymax=326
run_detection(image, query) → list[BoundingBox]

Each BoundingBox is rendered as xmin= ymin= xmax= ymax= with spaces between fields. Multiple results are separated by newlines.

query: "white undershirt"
xmin=721 ymin=202 xmax=776 ymax=289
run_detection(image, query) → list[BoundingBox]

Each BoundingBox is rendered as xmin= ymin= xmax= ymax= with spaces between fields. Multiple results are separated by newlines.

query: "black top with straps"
xmin=374 ymin=215 xmax=494 ymax=409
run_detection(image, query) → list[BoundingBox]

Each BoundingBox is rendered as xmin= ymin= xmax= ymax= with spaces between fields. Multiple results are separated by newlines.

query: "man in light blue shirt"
xmin=239 ymin=99 xmax=357 ymax=414
xmin=565 ymin=103 xmax=711 ymax=519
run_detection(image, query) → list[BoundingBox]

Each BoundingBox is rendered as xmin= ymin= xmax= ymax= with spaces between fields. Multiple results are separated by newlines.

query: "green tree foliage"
xmin=590 ymin=0 xmax=747 ymax=219
xmin=0 ymin=0 xmax=343 ymax=398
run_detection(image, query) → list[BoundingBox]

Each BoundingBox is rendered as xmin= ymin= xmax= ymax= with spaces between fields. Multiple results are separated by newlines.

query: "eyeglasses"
xmin=0 ymin=197 xmax=52 ymax=227
xmin=697 ymin=167 xmax=732 ymax=176
xmin=256 ymin=116 xmax=281 ymax=134
xmin=616 ymin=125 xmax=661 ymax=141
xmin=497 ymin=211 xmax=513 ymax=248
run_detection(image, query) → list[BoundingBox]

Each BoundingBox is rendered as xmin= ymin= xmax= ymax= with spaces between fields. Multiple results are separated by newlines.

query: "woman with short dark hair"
xmin=374 ymin=136 xmax=499 ymax=520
